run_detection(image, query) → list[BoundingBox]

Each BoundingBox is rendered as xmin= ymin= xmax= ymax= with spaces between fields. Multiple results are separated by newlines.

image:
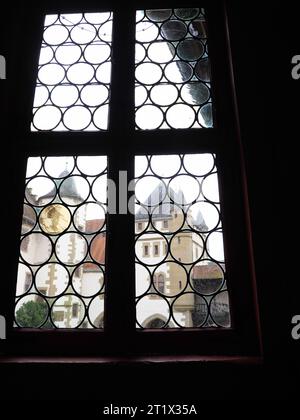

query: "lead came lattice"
xmin=135 ymin=154 xmax=231 ymax=329
xmin=32 ymin=13 xmax=113 ymax=131
xmin=135 ymin=8 xmax=213 ymax=130
xmin=15 ymin=156 xmax=107 ymax=329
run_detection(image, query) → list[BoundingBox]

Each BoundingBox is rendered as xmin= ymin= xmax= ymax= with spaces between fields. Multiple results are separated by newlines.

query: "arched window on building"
xmin=145 ymin=318 xmax=165 ymax=328
xmin=154 ymin=273 xmax=164 ymax=294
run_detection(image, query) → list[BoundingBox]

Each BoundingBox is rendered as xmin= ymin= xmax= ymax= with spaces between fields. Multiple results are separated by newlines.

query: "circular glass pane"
xmin=77 ymin=156 xmax=107 ymax=176
xmin=153 ymin=261 xmax=187 ymax=296
xmin=55 ymin=44 xmax=82 ymax=65
xmin=44 ymin=156 xmax=74 ymax=178
xmin=70 ymin=24 xmax=96 ymax=44
xmin=210 ymin=291 xmax=231 ymax=327
xmin=152 ymin=203 xmax=185 ymax=233
xmin=85 ymin=12 xmax=111 ymax=24
xmin=67 ymin=63 xmax=94 ymax=84
xmin=38 ymin=64 xmax=65 ymax=85
xmin=80 ymin=84 xmax=108 ymax=107
xmin=44 ymin=25 xmax=69 ymax=45
xmin=59 ymin=175 xmax=90 ymax=206
xmin=150 ymin=155 xmax=181 ymax=177
xmin=135 ymin=63 xmax=162 ymax=85
xmin=135 ymin=205 xmax=150 ymax=229
xmin=190 ymin=260 xmax=224 ymax=295
xmin=166 ymin=104 xmax=195 ymax=128
xmin=72 ymin=263 xmax=104 ymax=297
xmin=136 ymin=295 xmax=170 ymax=328
xmin=93 ymin=104 xmax=109 ymax=130
xmin=135 ymin=177 xmax=166 ymax=206
xmin=183 ymin=153 xmax=214 ymax=176
xmin=39 ymin=204 xmax=71 ymax=235
xmin=168 ymin=174 xmax=200 ymax=204
xmin=187 ymin=201 xmax=219 ymax=232
xmin=90 ymin=233 xmax=106 ymax=264
xmin=206 ymin=231 xmax=224 ymax=262
xmin=56 ymin=233 xmax=87 ymax=265
xmin=44 ymin=15 xmax=58 ymax=26
xmin=35 ymin=263 xmax=69 ymax=297
xmin=51 ymin=85 xmax=79 ymax=107
xmin=150 ymin=84 xmax=178 ymax=106
xmin=92 ymin=175 xmax=107 ymax=203
xmin=174 ymin=8 xmax=199 ymax=20
xmin=60 ymin=13 xmax=83 ymax=25
xmin=63 ymin=106 xmax=92 ymax=130
xmin=33 ymin=86 xmax=49 ymax=107
xmin=135 ymin=43 xmax=146 ymax=64
xmin=172 ymin=293 xmax=207 ymax=327
xmin=88 ymin=295 xmax=105 ymax=328
xmin=33 ymin=106 xmax=61 ymax=130
xmin=202 ymin=173 xmax=220 ymax=202
xmin=20 ymin=233 xmax=52 ymax=265
xmin=189 ymin=19 xmax=207 ymax=38
xmin=26 ymin=157 xmax=42 ymax=178
xmin=136 ymin=21 xmax=159 ymax=42
xmin=136 ymin=105 xmax=163 ymax=130
xmin=135 ymin=156 xmax=149 ymax=177
xmin=177 ymin=39 xmax=204 ymax=61
xmin=51 ymin=295 xmax=85 ymax=327
xmin=135 ymin=263 xmax=151 ymax=297
xmin=22 ymin=205 xmax=36 ymax=234
xmin=137 ymin=11 xmax=145 ymax=23
xmin=16 ymin=263 xmax=32 ymax=296
xmin=39 ymin=46 xmax=54 ymax=65
xmin=15 ymin=294 xmax=49 ymax=327
xmin=98 ymin=21 xmax=113 ymax=42
xmin=146 ymin=9 xmax=172 ymax=22
xmin=25 ymin=177 xmax=56 ymax=206
xmin=135 ymin=233 xmax=168 ymax=265
xmin=181 ymin=82 xmax=210 ymax=105
xmin=164 ymin=61 xmax=193 ymax=83
xmin=73 ymin=203 xmax=105 ymax=233
xmin=195 ymin=58 xmax=211 ymax=82
xmin=84 ymin=44 xmax=110 ymax=64
xmin=148 ymin=41 xmax=175 ymax=63
xmin=161 ymin=20 xmax=187 ymax=41
xmin=198 ymin=103 xmax=213 ymax=127
xmin=135 ymin=85 xmax=148 ymax=107
xmin=170 ymin=231 xmax=203 ymax=264
xmin=95 ymin=62 xmax=111 ymax=83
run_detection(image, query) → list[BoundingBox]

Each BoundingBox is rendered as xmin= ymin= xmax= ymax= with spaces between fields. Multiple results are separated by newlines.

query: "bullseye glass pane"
xmin=32 ymin=12 xmax=113 ymax=132
xmin=135 ymin=153 xmax=231 ymax=329
xmin=14 ymin=156 xmax=107 ymax=329
xmin=135 ymin=8 xmax=213 ymax=130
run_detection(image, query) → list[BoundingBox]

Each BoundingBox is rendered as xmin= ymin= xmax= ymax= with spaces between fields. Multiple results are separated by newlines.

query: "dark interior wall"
xmin=230 ymin=0 xmax=298 ymax=363
xmin=0 ymin=1 xmax=299 ymax=402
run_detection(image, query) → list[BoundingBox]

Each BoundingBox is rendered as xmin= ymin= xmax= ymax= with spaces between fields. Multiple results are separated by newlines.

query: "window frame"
xmin=1 ymin=0 xmax=262 ymax=359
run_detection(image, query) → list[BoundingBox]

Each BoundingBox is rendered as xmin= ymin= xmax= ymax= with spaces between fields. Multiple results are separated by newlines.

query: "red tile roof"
xmin=90 ymin=232 xmax=106 ymax=265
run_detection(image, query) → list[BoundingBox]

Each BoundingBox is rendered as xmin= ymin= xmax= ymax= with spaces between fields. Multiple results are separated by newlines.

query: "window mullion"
xmin=105 ymin=9 xmax=136 ymax=350
xmin=109 ymin=8 xmax=136 ymax=132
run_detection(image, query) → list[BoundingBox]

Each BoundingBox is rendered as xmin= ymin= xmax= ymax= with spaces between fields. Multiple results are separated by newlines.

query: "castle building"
xmin=16 ymin=174 xmax=229 ymax=329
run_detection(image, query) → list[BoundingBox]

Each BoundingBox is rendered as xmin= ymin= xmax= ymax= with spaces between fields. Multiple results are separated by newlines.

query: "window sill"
xmin=0 ymin=355 xmax=263 ymax=365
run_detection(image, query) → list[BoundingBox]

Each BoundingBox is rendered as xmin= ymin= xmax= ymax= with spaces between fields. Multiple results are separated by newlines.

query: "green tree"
xmin=15 ymin=300 xmax=53 ymax=328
